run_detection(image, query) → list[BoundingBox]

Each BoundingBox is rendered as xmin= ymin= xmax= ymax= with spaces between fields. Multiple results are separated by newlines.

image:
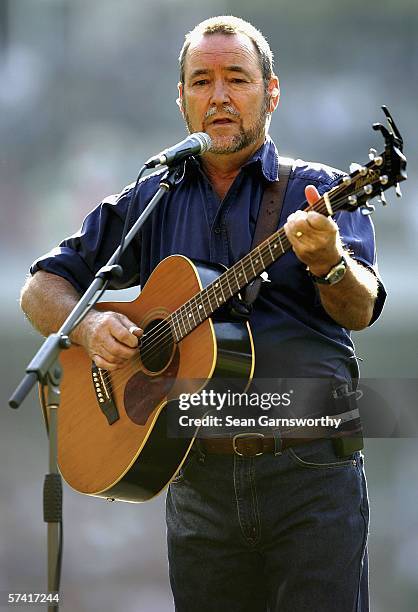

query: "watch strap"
xmin=308 ymin=255 xmax=348 ymax=285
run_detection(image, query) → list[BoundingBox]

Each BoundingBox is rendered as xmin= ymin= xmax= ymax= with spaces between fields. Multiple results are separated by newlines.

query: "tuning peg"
xmin=373 ymin=122 xmax=391 ymax=141
xmin=395 ymin=182 xmax=403 ymax=197
xmin=380 ymin=175 xmax=389 ymax=185
xmin=349 ymin=163 xmax=368 ymax=176
xmin=349 ymin=162 xmax=362 ymax=173
xmin=361 ymin=201 xmax=376 ymax=216
xmin=364 ymin=184 xmax=373 ymax=195
xmin=379 ymin=190 xmax=388 ymax=206
xmin=368 ymin=148 xmax=377 ymax=161
xmin=347 ymin=195 xmax=358 ymax=207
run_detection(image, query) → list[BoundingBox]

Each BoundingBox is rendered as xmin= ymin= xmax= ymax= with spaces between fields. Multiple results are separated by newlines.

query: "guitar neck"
xmin=168 ymin=183 xmax=347 ymax=342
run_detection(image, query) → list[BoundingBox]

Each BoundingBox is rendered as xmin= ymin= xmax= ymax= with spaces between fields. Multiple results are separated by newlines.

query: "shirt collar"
xmin=184 ymin=135 xmax=279 ymax=183
xmin=242 ymin=136 xmax=279 ymax=182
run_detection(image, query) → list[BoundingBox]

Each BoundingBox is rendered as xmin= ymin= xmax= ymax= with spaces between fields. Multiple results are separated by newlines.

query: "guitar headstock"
xmin=329 ymin=106 xmax=407 ymax=216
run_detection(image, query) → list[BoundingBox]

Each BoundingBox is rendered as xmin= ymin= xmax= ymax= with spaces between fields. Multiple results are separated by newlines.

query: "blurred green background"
xmin=1 ymin=1 xmax=417 ymax=610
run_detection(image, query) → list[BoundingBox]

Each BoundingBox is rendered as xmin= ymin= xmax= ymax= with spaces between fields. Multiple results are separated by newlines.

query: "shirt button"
xmin=214 ymin=227 xmax=221 ymax=234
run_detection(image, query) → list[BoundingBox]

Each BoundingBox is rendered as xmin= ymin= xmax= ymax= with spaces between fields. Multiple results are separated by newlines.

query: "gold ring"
xmin=296 ymin=231 xmax=303 ymax=238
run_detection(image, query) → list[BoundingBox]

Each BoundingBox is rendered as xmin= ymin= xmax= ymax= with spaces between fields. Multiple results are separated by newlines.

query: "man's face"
xmin=178 ymin=33 xmax=279 ymax=155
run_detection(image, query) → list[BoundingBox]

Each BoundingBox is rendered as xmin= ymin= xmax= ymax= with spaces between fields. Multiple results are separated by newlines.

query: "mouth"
xmin=208 ymin=117 xmax=236 ymax=126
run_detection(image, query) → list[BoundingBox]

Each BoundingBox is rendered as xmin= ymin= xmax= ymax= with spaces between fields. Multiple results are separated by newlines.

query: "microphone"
xmin=144 ymin=132 xmax=212 ymax=168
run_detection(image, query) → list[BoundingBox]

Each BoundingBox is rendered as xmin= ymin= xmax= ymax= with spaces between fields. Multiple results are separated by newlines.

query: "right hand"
xmin=74 ymin=310 xmax=143 ymax=371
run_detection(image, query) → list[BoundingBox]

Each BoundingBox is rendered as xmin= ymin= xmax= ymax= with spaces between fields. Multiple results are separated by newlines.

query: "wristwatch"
xmin=308 ymin=255 xmax=348 ymax=285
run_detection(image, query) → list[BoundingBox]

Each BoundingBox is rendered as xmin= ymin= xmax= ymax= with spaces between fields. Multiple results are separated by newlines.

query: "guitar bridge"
xmin=91 ymin=363 xmax=119 ymax=425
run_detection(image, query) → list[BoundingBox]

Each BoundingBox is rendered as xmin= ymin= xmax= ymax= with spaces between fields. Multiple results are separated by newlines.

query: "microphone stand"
xmin=9 ymin=162 xmax=184 ymax=611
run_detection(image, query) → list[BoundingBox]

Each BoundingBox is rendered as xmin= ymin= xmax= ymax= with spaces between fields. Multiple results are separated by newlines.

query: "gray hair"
xmin=178 ymin=15 xmax=275 ymax=87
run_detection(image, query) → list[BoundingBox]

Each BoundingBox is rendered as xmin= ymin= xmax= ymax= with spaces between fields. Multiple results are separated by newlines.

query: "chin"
xmin=209 ymin=135 xmax=243 ymax=154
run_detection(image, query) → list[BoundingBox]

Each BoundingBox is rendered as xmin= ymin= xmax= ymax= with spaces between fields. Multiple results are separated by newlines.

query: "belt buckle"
xmin=232 ymin=432 xmax=265 ymax=457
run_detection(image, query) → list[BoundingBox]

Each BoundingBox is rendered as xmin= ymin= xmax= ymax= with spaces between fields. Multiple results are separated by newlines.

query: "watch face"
xmin=327 ymin=263 xmax=346 ymax=284
xmin=310 ymin=256 xmax=347 ymax=285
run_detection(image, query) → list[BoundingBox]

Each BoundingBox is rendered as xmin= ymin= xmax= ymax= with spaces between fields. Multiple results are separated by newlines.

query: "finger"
xmin=92 ymin=332 xmax=138 ymax=361
xmin=285 ymin=215 xmax=310 ymax=240
xmin=110 ymin=317 xmax=142 ymax=348
xmin=305 ymin=184 xmax=321 ymax=206
xmin=306 ymin=210 xmax=338 ymax=232
xmin=109 ymin=336 xmax=139 ymax=360
xmin=92 ymin=353 xmax=123 ymax=372
xmin=92 ymin=342 xmax=129 ymax=365
xmin=287 ymin=210 xmax=308 ymax=223
xmin=128 ymin=325 xmax=143 ymax=339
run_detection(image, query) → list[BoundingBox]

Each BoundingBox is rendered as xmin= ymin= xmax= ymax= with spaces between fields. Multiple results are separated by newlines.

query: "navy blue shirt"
xmin=31 ymin=137 xmax=385 ymax=401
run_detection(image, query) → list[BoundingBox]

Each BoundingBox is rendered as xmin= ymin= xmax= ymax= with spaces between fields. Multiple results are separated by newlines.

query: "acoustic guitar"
xmin=46 ymin=108 xmax=406 ymax=502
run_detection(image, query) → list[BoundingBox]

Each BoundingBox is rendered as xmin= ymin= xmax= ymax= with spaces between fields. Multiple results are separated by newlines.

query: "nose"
xmin=210 ymin=78 xmax=230 ymax=106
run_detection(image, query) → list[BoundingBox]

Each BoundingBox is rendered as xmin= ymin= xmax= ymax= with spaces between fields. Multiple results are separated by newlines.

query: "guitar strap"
xmin=242 ymin=159 xmax=293 ymax=306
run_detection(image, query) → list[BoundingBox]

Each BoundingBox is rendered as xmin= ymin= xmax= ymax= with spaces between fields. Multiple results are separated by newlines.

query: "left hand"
xmin=284 ymin=185 xmax=344 ymax=277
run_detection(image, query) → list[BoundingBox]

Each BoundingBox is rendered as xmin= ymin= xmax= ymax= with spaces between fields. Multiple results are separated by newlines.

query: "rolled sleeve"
xmin=30 ymin=189 xmax=141 ymax=294
xmin=334 ymin=208 xmax=387 ymax=326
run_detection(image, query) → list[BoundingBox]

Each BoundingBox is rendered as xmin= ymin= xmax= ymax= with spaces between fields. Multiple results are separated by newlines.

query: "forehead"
xmin=184 ymin=33 xmax=262 ymax=77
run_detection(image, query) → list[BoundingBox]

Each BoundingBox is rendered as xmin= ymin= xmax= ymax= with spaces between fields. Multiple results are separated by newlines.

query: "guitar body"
xmin=56 ymin=255 xmax=255 ymax=502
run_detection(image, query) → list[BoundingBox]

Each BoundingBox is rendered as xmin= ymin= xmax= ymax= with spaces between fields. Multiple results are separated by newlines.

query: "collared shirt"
xmin=30 ymin=137 xmax=386 ymax=422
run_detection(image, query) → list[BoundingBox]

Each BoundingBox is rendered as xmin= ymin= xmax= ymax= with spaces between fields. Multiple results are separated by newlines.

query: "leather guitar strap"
xmin=243 ymin=160 xmax=293 ymax=306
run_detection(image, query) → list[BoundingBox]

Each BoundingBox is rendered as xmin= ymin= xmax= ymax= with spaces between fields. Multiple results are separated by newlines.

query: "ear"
xmin=268 ymin=76 xmax=280 ymax=113
xmin=177 ymin=82 xmax=185 ymax=117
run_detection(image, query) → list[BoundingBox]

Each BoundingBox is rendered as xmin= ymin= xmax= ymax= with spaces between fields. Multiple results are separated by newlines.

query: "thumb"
xmin=305 ymin=184 xmax=321 ymax=206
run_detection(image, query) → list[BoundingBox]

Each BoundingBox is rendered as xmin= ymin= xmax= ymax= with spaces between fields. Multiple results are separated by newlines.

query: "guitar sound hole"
xmin=139 ymin=318 xmax=174 ymax=373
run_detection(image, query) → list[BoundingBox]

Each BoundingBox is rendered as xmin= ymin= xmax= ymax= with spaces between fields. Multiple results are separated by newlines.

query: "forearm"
xmin=316 ymin=257 xmax=378 ymax=330
xmin=20 ymin=270 xmax=142 ymax=370
xmin=20 ymin=270 xmax=92 ymax=345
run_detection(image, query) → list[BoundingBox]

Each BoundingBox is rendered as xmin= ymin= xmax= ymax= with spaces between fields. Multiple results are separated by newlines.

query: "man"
xmin=21 ymin=16 xmax=385 ymax=612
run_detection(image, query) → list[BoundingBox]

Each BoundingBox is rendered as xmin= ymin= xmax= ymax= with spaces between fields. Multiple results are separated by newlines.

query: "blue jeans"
xmin=166 ymin=438 xmax=369 ymax=612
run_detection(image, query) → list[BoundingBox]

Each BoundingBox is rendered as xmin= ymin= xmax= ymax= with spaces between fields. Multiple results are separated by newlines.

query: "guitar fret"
xmin=249 ymin=253 xmax=257 ymax=277
xmin=186 ymin=310 xmax=193 ymax=331
xmin=172 ymin=312 xmax=180 ymax=341
xmin=188 ymin=302 xmax=197 ymax=327
xmin=202 ymin=290 xmax=211 ymax=315
xmin=254 ymin=246 xmax=265 ymax=276
xmin=241 ymin=260 xmax=248 ymax=283
xmin=170 ymin=315 xmax=180 ymax=343
xmin=194 ymin=297 xmax=203 ymax=323
xmin=243 ymin=257 xmax=254 ymax=281
xmin=181 ymin=306 xmax=191 ymax=333
xmin=209 ymin=284 xmax=219 ymax=308
xmin=177 ymin=310 xmax=186 ymax=335
xmin=224 ymin=272 xmax=233 ymax=298
xmin=231 ymin=264 xmax=241 ymax=292
xmin=255 ymin=246 xmax=265 ymax=273
xmin=196 ymin=296 xmax=206 ymax=320
xmin=213 ymin=280 xmax=225 ymax=304
xmin=276 ymin=233 xmax=285 ymax=254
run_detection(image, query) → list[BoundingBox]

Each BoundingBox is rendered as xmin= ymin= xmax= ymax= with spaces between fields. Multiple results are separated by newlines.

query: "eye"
xmin=231 ymin=78 xmax=247 ymax=84
xmin=193 ymin=79 xmax=209 ymax=87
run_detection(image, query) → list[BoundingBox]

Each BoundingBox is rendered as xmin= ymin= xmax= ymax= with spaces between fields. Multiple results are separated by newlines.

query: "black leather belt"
xmin=199 ymin=432 xmax=322 ymax=457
